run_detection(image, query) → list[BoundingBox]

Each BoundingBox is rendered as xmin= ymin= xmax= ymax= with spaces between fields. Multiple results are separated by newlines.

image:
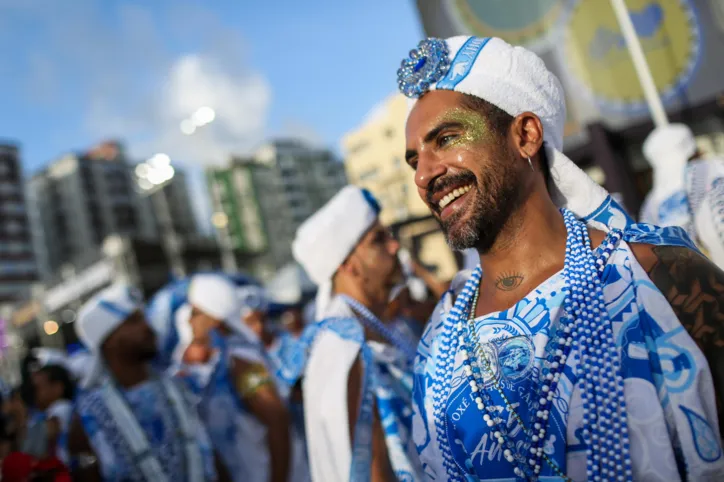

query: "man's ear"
xmin=338 ymin=250 xmax=360 ymax=278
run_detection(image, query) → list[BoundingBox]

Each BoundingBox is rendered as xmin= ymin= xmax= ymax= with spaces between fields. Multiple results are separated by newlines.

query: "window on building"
xmin=358 ymin=168 xmax=379 ymax=182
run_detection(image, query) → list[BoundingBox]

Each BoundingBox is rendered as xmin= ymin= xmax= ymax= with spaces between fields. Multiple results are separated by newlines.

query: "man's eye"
xmin=438 ymin=134 xmax=457 ymax=147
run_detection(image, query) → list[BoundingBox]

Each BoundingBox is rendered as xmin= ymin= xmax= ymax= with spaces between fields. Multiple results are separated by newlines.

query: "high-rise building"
xmin=207 ymin=139 xmax=347 ymax=280
xmin=342 ymin=95 xmax=460 ymax=280
xmin=0 ymin=144 xmax=37 ymax=304
xmin=151 ymin=169 xmax=199 ymax=238
xmin=27 ymin=141 xmax=198 ymax=281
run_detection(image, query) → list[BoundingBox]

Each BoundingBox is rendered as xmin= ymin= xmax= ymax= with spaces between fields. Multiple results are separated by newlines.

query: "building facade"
xmin=0 ymin=144 xmax=37 ymax=304
xmin=207 ymin=139 xmax=347 ymax=280
xmin=27 ymin=141 xmax=199 ymax=282
xmin=342 ymin=95 xmax=460 ymax=280
xmin=154 ymin=169 xmax=199 ymax=238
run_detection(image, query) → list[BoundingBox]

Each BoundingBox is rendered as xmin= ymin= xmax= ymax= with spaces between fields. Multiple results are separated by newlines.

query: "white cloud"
xmin=1 ymin=0 xmax=273 ymax=233
xmin=3 ymin=0 xmax=272 ymax=168
xmin=137 ymin=53 xmax=271 ymax=166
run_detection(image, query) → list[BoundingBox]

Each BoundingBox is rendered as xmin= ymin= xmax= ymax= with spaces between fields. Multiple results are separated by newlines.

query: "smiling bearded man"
xmin=399 ymin=36 xmax=724 ymax=481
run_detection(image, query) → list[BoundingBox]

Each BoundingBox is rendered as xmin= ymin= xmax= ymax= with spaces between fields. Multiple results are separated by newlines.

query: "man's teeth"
xmin=438 ymin=185 xmax=472 ymax=209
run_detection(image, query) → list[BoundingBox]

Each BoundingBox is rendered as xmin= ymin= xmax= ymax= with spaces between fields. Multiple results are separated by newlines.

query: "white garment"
xmin=303 ymin=297 xmax=360 ymax=482
xmin=302 ymin=296 xmax=425 ymax=482
xmin=46 ymin=399 xmax=73 ymax=433
xmin=689 ymin=159 xmax=724 ymax=269
xmin=304 ymin=329 xmax=360 ymax=482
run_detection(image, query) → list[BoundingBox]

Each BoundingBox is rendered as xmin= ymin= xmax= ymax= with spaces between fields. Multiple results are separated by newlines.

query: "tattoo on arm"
xmin=494 ymin=272 xmax=524 ymax=291
xmin=641 ymin=245 xmax=724 ymax=433
xmin=643 ymin=246 xmax=724 ymax=348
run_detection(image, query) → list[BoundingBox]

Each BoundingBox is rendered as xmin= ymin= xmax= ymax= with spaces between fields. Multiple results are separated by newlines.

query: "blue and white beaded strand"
xmin=561 ymin=209 xmax=632 ymax=482
xmin=431 ymin=268 xmax=482 ymax=481
xmin=339 ymin=295 xmax=418 ymax=363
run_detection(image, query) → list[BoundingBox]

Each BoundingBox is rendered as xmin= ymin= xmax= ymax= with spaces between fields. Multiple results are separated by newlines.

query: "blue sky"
xmin=0 ymin=0 xmax=424 ymax=173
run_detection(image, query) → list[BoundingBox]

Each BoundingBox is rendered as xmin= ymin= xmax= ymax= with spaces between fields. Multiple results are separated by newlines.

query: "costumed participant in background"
xmin=176 ymin=274 xmax=292 ymax=482
xmin=639 ymin=123 xmax=724 ymax=269
xmin=66 ymin=283 xmax=226 ymax=482
xmin=286 ymin=185 xmax=423 ymax=482
xmin=238 ymin=284 xmax=312 ymax=482
xmin=28 ymin=358 xmax=75 ymax=461
xmin=145 ymin=273 xmax=259 ymax=369
xmin=399 ymin=36 xmax=724 ymax=481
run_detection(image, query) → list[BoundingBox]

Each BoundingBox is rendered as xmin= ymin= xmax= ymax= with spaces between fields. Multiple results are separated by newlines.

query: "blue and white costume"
xmin=397 ymin=36 xmax=724 ymax=481
xmin=639 ymin=123 xmax=724 ymax=269
xmin=75 ymin=377 xmax=216 ymax=482
xmin=289 ymin=186 xmax=424 ymax=481
xmin=172 ymin=274 xmax=310 ymax=482
xmin=72 ymin=283 xmax=216 ymax=482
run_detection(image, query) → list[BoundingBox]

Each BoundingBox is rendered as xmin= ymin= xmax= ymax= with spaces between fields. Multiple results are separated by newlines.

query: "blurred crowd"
xmin=0 ymin=239 xmax=447 ymax=482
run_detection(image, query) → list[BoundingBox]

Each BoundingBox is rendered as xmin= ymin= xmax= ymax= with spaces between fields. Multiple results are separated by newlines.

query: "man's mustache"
xmin=425 ymin=172 xmax=477 ymax=209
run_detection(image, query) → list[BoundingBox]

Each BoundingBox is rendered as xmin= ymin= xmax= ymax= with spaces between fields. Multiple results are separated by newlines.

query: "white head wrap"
xmin=643 ymin=123 xmax=697 ymax=171
xmin=75 ymin=283 xmax=144 ymax=387
xmin=188 ymin=274 xmax=240 ymax=321
xmin=292 ymin=185 xmax=381 ymax=321
xmin=186 ymin=274 xmax=263 ymax=345
xmin=400 ymin=36 xmax=619 ymax=227
xmin=31 ymin=348 xmax=70 ymax=371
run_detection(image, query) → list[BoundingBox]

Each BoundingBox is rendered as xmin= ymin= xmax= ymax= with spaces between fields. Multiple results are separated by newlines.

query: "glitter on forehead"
xmin=435 ymin=107 xmax=493 ymax=147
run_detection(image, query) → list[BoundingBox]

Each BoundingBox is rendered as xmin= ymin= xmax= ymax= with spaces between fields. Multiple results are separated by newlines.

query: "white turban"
xmin=399 ymin=36 xmax=625 ymax=229
xmin=75 ymin=283 xmax=144 ymax=387
xmin=76 ymin=283 xmax=143 ymax=353
xmin=188 ymin=274 xmax=239 ymax=321
xmin=643 ymin=123 xmax=697 ymax=171
xmin=187 ymin=274 xmax=262 ymax=343
xmin=292 ymin=185 xmax=381 ymax=320
xmin=31 ymin=348 xmax=70 ymax=371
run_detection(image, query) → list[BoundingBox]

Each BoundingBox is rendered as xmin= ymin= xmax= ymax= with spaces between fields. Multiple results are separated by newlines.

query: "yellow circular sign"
xmin=564 ymin=0 xmax=700 ymax=112
xmin=448 ymin=0 xmax=567 ymax=49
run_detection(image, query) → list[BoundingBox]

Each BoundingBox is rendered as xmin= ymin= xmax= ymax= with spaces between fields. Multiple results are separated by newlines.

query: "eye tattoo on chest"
xmin=494 ymin=272 xmax=524 ymax=291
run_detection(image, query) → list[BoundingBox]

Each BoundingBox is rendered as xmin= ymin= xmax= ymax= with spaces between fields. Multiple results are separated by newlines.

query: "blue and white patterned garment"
xmin=174 ymin=331 xmax=270 ymax=482
xmin=640 ymin=189 xmax=691 ymax=231
xmin=268 ymin=331 xmax=298 ymax=398
xmin=279 ymin=296 xmax=423 ymax=481
xmin=640 ymin=158 xmax=724 ymax=269
xmin=75 ymin=377 xmax=217 ymax=482
xmin=175 ymin=329 xmax=312 ymax=482
xmin=412 ymin=221 xmax=724 ymax=481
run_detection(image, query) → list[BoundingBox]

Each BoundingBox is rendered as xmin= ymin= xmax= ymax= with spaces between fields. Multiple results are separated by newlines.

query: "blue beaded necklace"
xmin=339 ymin=295 xmax=418 ymax=362
xmin=433 ymin=208 xmax=631 ymax=482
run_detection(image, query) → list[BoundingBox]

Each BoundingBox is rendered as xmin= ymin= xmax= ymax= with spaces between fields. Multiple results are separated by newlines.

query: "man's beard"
xmin=430 ymin=154 xmax=524 ymax=252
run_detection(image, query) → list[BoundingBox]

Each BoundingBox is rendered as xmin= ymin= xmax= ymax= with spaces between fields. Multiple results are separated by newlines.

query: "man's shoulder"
xmin=313 ymin=316 xmax=365 ymax=344
xmin=627 ymin=242 xmax=712 ymax=275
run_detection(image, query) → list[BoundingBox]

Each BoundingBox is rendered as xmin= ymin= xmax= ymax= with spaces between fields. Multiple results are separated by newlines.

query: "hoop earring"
xmin=527 ymin=156 xmax=535 ymax=172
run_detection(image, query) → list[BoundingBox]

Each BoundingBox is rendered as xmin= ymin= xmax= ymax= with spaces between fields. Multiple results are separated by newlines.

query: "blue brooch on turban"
xmin=397 ymin=38 xmax=450 ymax=98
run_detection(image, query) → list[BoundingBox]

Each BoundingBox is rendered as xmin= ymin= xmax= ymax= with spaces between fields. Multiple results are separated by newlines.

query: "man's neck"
xmin=334 ymin=289 xmax=390 ymax=343
xmin=335 ymin=288 xmax=387 ymax=320
xmin=106 ymin=357 xmax=151 ymax=389
xmin=477 ymin=190 xmax=567 ymax=298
